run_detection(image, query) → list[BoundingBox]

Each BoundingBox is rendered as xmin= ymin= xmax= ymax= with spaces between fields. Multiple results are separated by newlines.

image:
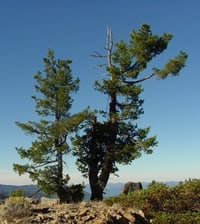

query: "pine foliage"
xmin=13 ymin=49 xmax=90 ymax=201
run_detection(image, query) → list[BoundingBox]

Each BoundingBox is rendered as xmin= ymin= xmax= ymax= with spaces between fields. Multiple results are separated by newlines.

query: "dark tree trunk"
xmin=88 ymin=156 xmax=104 ymax=200
xmin=56 ymin=147 xmax=65 ymax=204
xmin=90 ymin=183 xmax=104 ymax=201
xmin=89 ymin=152 xmax=113 ymax=201
xmin=88 ymin=91 xmax=117 ymax=201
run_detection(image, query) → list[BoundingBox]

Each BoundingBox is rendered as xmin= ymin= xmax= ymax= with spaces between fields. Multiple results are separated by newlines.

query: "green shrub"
xmin=1 ymin=197 xmax=31 ymax=221
xmin=104 ymin=193 xmax=132 ymax=207
xmin=68 ymin=183 xmax=85 ymax=202
xmin=61 ymin=183 xmax=85 ymax=203
xmin=9 ymin=189 xmax=24 ymax=197
xmin=104 ymin=182 xmax=170 ymax=218
xmin=151 ymin=211 xmax=200 ymax=224
xmin=104 ymin=179 xmax=200 ymax=222
xmin=133 ymin=182 xmax=170 ymax=214
xmin=170 ymin=179 xmax=200 ymax=212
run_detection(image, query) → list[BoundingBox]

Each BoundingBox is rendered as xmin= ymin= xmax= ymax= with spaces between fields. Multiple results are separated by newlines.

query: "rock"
xmin=121 ymin=182 xmax=143 ymax=194
xmin=2 ymin=201 xmax=149 ymax=223
xmin=40 ymin=197 xmax=59 ymax=206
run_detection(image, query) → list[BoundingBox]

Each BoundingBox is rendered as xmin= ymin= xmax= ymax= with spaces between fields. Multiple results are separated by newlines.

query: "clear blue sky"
xmin=1 ymin=0 xmax=199 ymax=185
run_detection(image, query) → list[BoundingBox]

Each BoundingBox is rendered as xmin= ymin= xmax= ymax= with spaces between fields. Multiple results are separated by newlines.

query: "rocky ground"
xmin=0 ymin=200 xmax=149 ymax=224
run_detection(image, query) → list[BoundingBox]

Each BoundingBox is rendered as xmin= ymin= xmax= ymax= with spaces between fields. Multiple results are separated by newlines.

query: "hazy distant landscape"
xmin=0 ymin=181 xmax=179 ymax=200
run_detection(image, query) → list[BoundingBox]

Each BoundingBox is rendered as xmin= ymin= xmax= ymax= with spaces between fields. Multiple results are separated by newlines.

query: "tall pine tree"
xmin=13 ymin=49 xmax=90 ymax=203
xmin=72 ymin=24 xmax=188 ymax=200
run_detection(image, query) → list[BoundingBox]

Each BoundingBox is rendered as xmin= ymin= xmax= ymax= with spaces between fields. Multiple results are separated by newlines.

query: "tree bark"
xmin=89 ymin=151 xmax=113 ymax=200
xmin=57 ymin=149 xmax=64 ymax=203
xmin=89 ymin=180 xmax=104 ymax=201
xmin=88 ymin=158 xmax=103 ymax=200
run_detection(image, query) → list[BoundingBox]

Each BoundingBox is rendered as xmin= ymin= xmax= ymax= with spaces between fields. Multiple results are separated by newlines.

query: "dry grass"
xmin=0 ymin=197 xmax=31 ymax=223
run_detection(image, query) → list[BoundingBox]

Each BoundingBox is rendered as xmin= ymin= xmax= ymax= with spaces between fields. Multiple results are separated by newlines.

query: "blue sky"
xmin=1 ymin=0 xmax=199 ymax=185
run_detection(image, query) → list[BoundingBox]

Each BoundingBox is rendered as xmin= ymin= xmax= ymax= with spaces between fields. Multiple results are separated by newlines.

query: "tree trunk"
xmin=88 ymin=158 xmax=103 ymax=200
xmin=90 ymin=183 xmax=104 ymax=201
xmin=57 ymin=148 xmax=65 ymax=203
xmin=89 ymin=93 xmax=117 ymax=201
xmin=89 ymin=152 xmax=113 ymax=201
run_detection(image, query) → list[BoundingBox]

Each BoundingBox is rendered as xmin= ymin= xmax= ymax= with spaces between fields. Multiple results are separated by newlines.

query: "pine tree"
xmin=13 ymin=49 xmax=90 ymax=203
xmin=72 ymin=24 xmax=188 ymax=200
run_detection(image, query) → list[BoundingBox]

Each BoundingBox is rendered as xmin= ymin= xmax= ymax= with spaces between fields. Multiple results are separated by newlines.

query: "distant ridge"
xmin=0 ymin=181 xmax=179 ymax=199
xmin=0 ymin=184 xmax=45 ymax=199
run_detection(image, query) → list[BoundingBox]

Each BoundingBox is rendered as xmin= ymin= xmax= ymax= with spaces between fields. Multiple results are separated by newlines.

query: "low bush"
xmin=67 ymin=183 xmax=85 ymax=203
xmin=9 ymin=189 xmax=24 ymax=197
xmin=151 ymin=211 xmax=200 ymax=224
xmin=61 ymin=183 xmax=85 ymax=203
xmin=104 ymin=179 xmax=200 ymax=223
xmin=1 ymin=197 xmax=31 ymax=222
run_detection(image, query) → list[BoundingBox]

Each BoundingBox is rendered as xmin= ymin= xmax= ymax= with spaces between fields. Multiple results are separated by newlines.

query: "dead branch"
xmin=106 ymin=26 xmax=113 ymax=68
xmin=91 ymin=51 xmax=106 ymax=58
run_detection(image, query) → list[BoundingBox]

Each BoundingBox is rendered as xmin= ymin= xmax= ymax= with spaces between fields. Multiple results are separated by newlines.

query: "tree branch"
xmin=60 ymin=133 xmax=67 ymax=145
xmin=91 ymin=51 xmax=106 ymax=58
xmin=33 ymin=160 xmax=57 ymax=169
xmin=123 ymin=73 xmax=155 ymax=84
xmin=124 ymin=61 xmax=139 ymax=73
